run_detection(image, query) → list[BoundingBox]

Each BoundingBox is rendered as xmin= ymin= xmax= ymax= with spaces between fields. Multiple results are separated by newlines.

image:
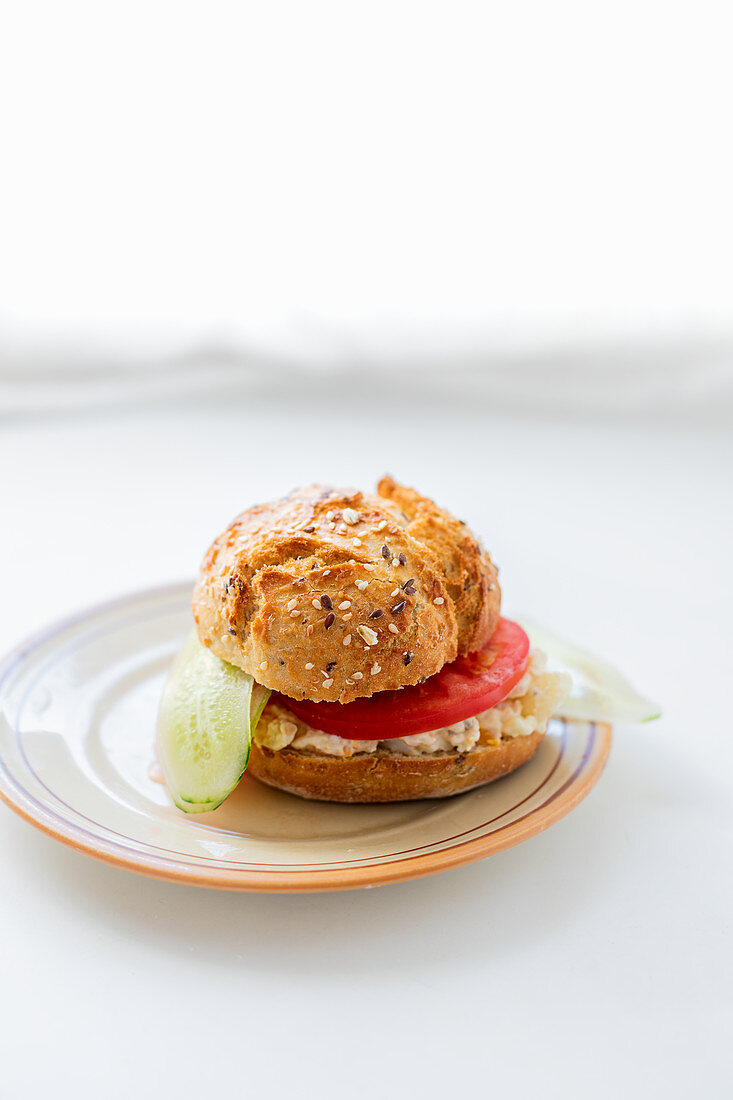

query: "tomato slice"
xmin=277 ymin=618 xmax=530 ymax=739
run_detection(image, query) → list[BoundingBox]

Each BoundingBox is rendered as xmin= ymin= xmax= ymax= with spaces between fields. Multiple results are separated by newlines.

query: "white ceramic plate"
xmin=0 ymin=584 xmax=611 ymax=892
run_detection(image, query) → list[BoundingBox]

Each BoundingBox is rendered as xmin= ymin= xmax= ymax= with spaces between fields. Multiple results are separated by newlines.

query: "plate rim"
xmin=0 ymin=583 xmax=612 ymax=893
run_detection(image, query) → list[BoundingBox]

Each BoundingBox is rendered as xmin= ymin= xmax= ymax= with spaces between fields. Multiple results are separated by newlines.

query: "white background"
xmin=1 ymin=1 xmax=732 ymax=1097
xmin=1 ymin=0 xmax=732 ymax=378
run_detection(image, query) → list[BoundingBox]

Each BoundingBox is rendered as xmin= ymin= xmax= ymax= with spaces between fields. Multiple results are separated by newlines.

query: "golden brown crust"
xmin=377 ymin=476 xmax=500 ymax=654
xmin=247 ymin=732 xmax=544 ymax=802
xmin=192 ymin=480 xmax=500 ymax=703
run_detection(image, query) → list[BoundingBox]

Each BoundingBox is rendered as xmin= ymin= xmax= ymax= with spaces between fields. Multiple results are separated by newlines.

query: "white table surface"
xmin=1 ymin=394 xmax=731 ymax=1099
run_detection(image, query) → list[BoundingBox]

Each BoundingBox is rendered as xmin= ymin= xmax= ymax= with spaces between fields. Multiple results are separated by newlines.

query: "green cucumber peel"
xmin=156 ymin=632 xmax=271 ymax=813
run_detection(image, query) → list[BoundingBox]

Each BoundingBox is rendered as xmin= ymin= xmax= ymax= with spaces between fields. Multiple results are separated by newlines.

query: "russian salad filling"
xmin=255 ymin=651 xmax=571 ymax=758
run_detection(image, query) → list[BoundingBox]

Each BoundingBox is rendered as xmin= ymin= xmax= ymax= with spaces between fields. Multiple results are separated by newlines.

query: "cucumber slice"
xmin=517 ymin=617 xmax=661 ymax=724
xmin=156 ymin=632 xmax=271 ymax=813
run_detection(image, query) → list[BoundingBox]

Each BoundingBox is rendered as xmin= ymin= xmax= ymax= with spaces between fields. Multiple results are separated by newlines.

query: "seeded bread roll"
xmin=192 ymin=480 xmax=500 ymax=704
xmin=247 ymin=732 xmax=544 ymax=802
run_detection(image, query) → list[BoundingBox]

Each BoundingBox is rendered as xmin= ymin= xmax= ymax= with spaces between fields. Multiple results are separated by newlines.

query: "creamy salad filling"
xmin=256 ymin=651 xmax=571 ymax=758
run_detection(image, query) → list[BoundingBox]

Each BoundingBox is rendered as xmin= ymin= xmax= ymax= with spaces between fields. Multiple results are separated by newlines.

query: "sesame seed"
xmin=326 ymin=511 xmax=334 ymax=520
xmin=306 ymin=625 xmax=314 ymax=637
xmin=404 ymin=652 xmax=414 ymax=665
xmin=290 ymin=609 xmax=300 ymax=617
xmin=371 ymin=663 xmax=382 ymax=675
xmin=338 ymin=600 xmax=351 ymax=610
xmin=320 ymin=594 xmax=333 ymax=610
xmin=343 ymin=613 xmax=353 ymax=621
xmin=322 ymin=570 xmax=331 ymax=577
xmin=324 ymin=612 xmax=335 ymax=629
xmin=338 ymin=524 xmax=347 ymax=534
xmin=305 ymin=662 xmax=315 ymax=670
xmin=259 ymin=660 xmax=268 ymax=670
xmin=345 ymin=679 xmax=354 ymax=686
xmin=287 ymin=597 xmax=298 ymax=610
xmin=376 ymin=519 xmax=387 ymax=531
xmin=398 ymin=553 xmax=406 ymax=565
xmin=434 ymin=597 xmax=445 ymax=605
xmin=391 ymin=588 xmax=400 ymax=597
xmin=342 ymin=508 xmax=359 ymax=525
xmin=343 ymin=634 xmax=352 ymax=646
xmin=363 ymin=563 xmax=377 ymax=571
xmin=352 ymin=537 xmax=362 ymax=547
xmin=355 ymin=580 xmax=369 ymax=591
xmin=328 ymin=522 xmax=336 ymax=531
xmin=388 ymin=623 xmax=399 ymax=634
xmin=391 ymin=600 xmax=406 ymax=614
xmin=357 ymin=624 xmax=379 ymax=646
xmin=312 ymin=598 xmax=321 ymax=609
xmin=381 ymin=545 xmax=390 ymax=559
xmin=391 ymin=557 xmax=399 ymax=567
xmin=322 ymin=678 xmax=334 ymax=689
xmin=369 ymin=609 xmax=383 ymax=620
xmin=352 ymin=672 xmax=363 ymax=680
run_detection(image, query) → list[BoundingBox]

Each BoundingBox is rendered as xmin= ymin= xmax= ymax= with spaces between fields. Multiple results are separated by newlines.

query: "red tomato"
xmin=278 ymin=618 xmax=530 ymax=739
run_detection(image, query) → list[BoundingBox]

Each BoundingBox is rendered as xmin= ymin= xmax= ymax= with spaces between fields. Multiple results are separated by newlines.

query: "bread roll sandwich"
xmin=156 ymin=478 xmax=571 ymax=808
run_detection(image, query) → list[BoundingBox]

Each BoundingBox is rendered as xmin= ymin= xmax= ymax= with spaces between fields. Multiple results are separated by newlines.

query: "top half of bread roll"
xmin=192 ymin=478 xmax=500 ymax=704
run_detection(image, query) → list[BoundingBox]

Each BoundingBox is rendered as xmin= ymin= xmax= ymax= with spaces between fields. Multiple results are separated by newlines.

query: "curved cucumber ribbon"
xmin=156 ymin=633 xmax=271 ymax=813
